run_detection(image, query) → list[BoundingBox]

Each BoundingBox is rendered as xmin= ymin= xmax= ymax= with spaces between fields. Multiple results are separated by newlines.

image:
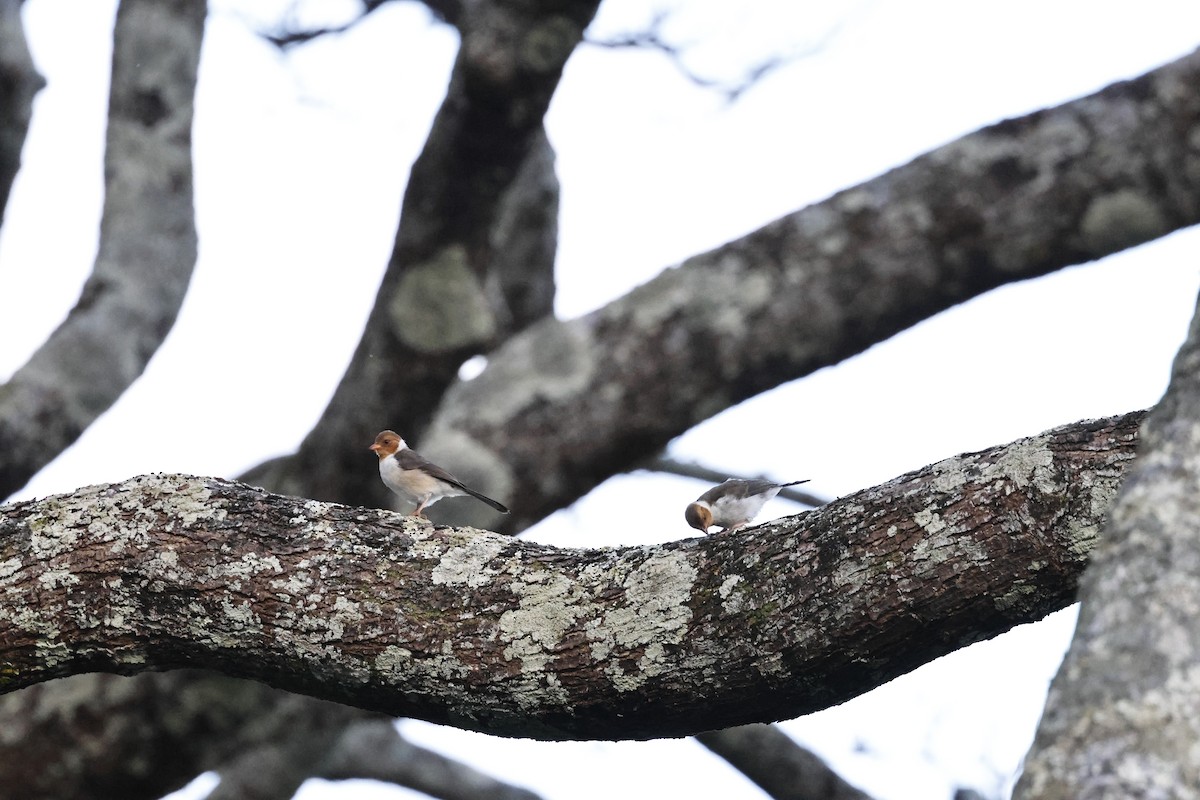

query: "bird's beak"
xmin=369 ymin=443 xmax=380 ymax=452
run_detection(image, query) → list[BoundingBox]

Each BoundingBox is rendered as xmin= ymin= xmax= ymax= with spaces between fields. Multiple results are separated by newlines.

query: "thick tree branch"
xmin=0 ymin=0 xmax=44 ymax=225
xmin=410 ymin=46 xmax=1200 ymax=533
xmin=696 ymin=724 xmax=873 ymax=800
xmin=1016 ymin=300 xmax=1200 ymax=793
xmin=0 ymin=670 xmax=360 ymax=800
xmin=0 ymin=0 xmax=205 ymax=500
xmin=0 ymin=669 xmax=538 ymax=800
xmin=0 ymin=411 xmax=1140 ymax=740
xmin=243 ymin=3 xmax=593 ymax=508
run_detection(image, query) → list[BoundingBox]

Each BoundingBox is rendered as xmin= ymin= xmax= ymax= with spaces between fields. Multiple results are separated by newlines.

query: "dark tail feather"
xmin=465 ymin=487 xmax=510 ymax=513
xmin=781 ymin=479 xmax=810 ymax=487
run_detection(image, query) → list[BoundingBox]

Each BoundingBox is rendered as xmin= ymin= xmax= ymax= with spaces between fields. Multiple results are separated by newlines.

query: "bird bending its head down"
xmin=370 ymin=430 xmax=509 ymax=517
xmin=685 ymin=477 xmax=808 ymax=534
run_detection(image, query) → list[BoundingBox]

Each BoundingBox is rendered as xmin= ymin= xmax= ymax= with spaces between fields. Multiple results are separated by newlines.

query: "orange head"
xmin=685 ymin=502 xmax=713 ymax=533
xmin=369 ymin=430 xmax=404 ymax=459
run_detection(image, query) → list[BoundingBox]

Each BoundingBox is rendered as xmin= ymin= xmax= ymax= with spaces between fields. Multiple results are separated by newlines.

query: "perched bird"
xmin=685 ymin=477 xmax=809 ymax=533
xmin=370 ymin=430 xmax=509 ymax=517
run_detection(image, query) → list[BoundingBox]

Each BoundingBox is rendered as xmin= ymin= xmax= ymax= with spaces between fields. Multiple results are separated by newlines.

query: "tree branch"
xmin=0 ymin=411 xmax=1140 ymax=740
xmin=1016 ymin=306 xmax=1200 ymax=790
xmin=0 ymin=0 xmax=44 ymax=225
xmin=410 ymin=46 xmax=1200 ymax=533
xmin=696 ymin=724 xmax=873 ymax=800
xmin=586 ymin=11 xmax=825 ymax=102
xmin=319 ymin=720 xmax=544 ymax=800
xmin=0 ymin=670 xmax=360 ymax=800
xmin=0 ymin=0 xmax=206 ymax=500
xmin=243 ymin=2 xmax=594 ymax=509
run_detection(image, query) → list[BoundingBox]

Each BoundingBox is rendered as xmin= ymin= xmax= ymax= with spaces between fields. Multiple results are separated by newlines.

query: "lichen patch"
xmin=587 ymin=551 xmax=698 ymax=691
xmin=431 ymin=537 xmax=506 ymax=588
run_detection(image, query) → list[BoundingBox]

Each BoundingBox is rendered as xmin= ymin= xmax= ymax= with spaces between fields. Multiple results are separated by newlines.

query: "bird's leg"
xmin=411 ymin=495 xmax=431 ymax=518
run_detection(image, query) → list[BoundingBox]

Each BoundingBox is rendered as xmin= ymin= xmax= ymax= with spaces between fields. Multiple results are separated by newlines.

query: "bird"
xmin=369 ymin=430 xmax=509 ymax=517
xmin=685 ymin=477 xmax=809 ymax=533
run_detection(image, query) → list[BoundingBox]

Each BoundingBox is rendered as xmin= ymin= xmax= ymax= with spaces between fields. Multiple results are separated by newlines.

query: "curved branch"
xmin=0 ymin=0 xmax=205 ymax=499
xmin=0 ymin=411 xmax=1141 ymax=740
xmin=413 ymin=46 xmax=1200 ymax=532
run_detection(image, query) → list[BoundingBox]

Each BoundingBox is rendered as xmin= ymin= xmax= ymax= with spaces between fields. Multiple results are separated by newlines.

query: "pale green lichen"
xmin=374 ymin=644 xmax=413 ymax=675
xmin=499 ymin=568 xmax=584 ymax=681
xmin=439 ymin=317 xmax=597 ymax=432
xmin=1080 ymin=188 xmax=1169 ymax=256
xmin=587 ymin=551 xmax=698 ymax=691
xmin=718 ymin=574 xmax=743 ymax=599
xmin=390 ymin=245 xmax=496 ymax=353
xmin=913 ymin=508 xmax=948 ymax=536
xmin=325 ymin=594 xmax=366 ymax=641
xmin=431 ymin=537 xmax=506 ymax=588
xmin=985 ymin=435 xmax=1057 ymax=493
xmin=36 ymin=569 xmax=80 ymax=590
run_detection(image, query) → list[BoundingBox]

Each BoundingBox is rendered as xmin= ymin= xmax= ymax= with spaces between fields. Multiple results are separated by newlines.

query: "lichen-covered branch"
xmin=0 ymin=411 xmax=1141 ymax=740
xmin=415 ymin=46 xmax=1200 ymax=533
xmin=1016 ymin=299 xmax=1200 ymax=794
xmin=0 ymin=0 xmax=206 ymax=500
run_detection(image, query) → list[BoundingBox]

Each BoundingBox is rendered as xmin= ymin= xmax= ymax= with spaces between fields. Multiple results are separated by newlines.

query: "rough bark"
xmin=0 ymin=411 xmax=1140 ymax=740
xmin=0 ymin=0 xmax=205 ymax=500
xmin=242 ymin=3 xmax=594 ymax=509
xmin=0 ymin=0 xmax=44 ymax=224
xmin=1015 ymin=295 xmax=1200 ymax=795
xmin=409 ymin=46 xmax=1200 ymax=534
xmin=696 ymin=724 xmax=874 ymax=800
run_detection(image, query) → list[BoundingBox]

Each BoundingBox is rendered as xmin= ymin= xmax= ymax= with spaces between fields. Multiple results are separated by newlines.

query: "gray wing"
xmin=697 ymin=478 xmax=780 ymax=504
xmin=397 ymin=448 xmax=509 ymax=513
xmin=396 ymin=447 xmax=467 ymax=489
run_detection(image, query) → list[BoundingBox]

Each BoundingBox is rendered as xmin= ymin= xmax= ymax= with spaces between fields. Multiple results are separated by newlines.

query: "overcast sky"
xmin=4 ymin=1 xmax=1200 ymax=799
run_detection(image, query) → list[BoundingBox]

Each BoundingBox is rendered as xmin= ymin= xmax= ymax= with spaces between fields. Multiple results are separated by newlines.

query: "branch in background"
xmin=0 ymin=412 xmax=1141 ymax=740
xmin=0 ymin=0 xmax=206 ymax=501
xmin=697 ymin=724 xmax=874 ymax=800
xmin=319 ymin=720 xmax=544 ymax=800
xmin=645 ymin=456 xmax=829 ymax=507
xmin=586 ymin=10 xmax=828 ymax=102
xmin=0 ymin=669 xmax=539 ymax=800
xmin=260 ymin=0 xmax=393 ymax=48
xmin=411 ymin=47 xmax=1200 ymax=533
xmin=1016 ymin=307 xmax=1200 ymax=791
xmin=0 ymin=0 xmax=44 ymax=224
xmin=242 ymin=1 xmax=598 ymax=509
xmin=0 ymin=671 xmax=359 ymax=800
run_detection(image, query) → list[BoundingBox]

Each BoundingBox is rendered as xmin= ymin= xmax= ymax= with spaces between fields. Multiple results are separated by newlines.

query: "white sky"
xmin=4 ymin=1 xmax=1200 ymax=799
